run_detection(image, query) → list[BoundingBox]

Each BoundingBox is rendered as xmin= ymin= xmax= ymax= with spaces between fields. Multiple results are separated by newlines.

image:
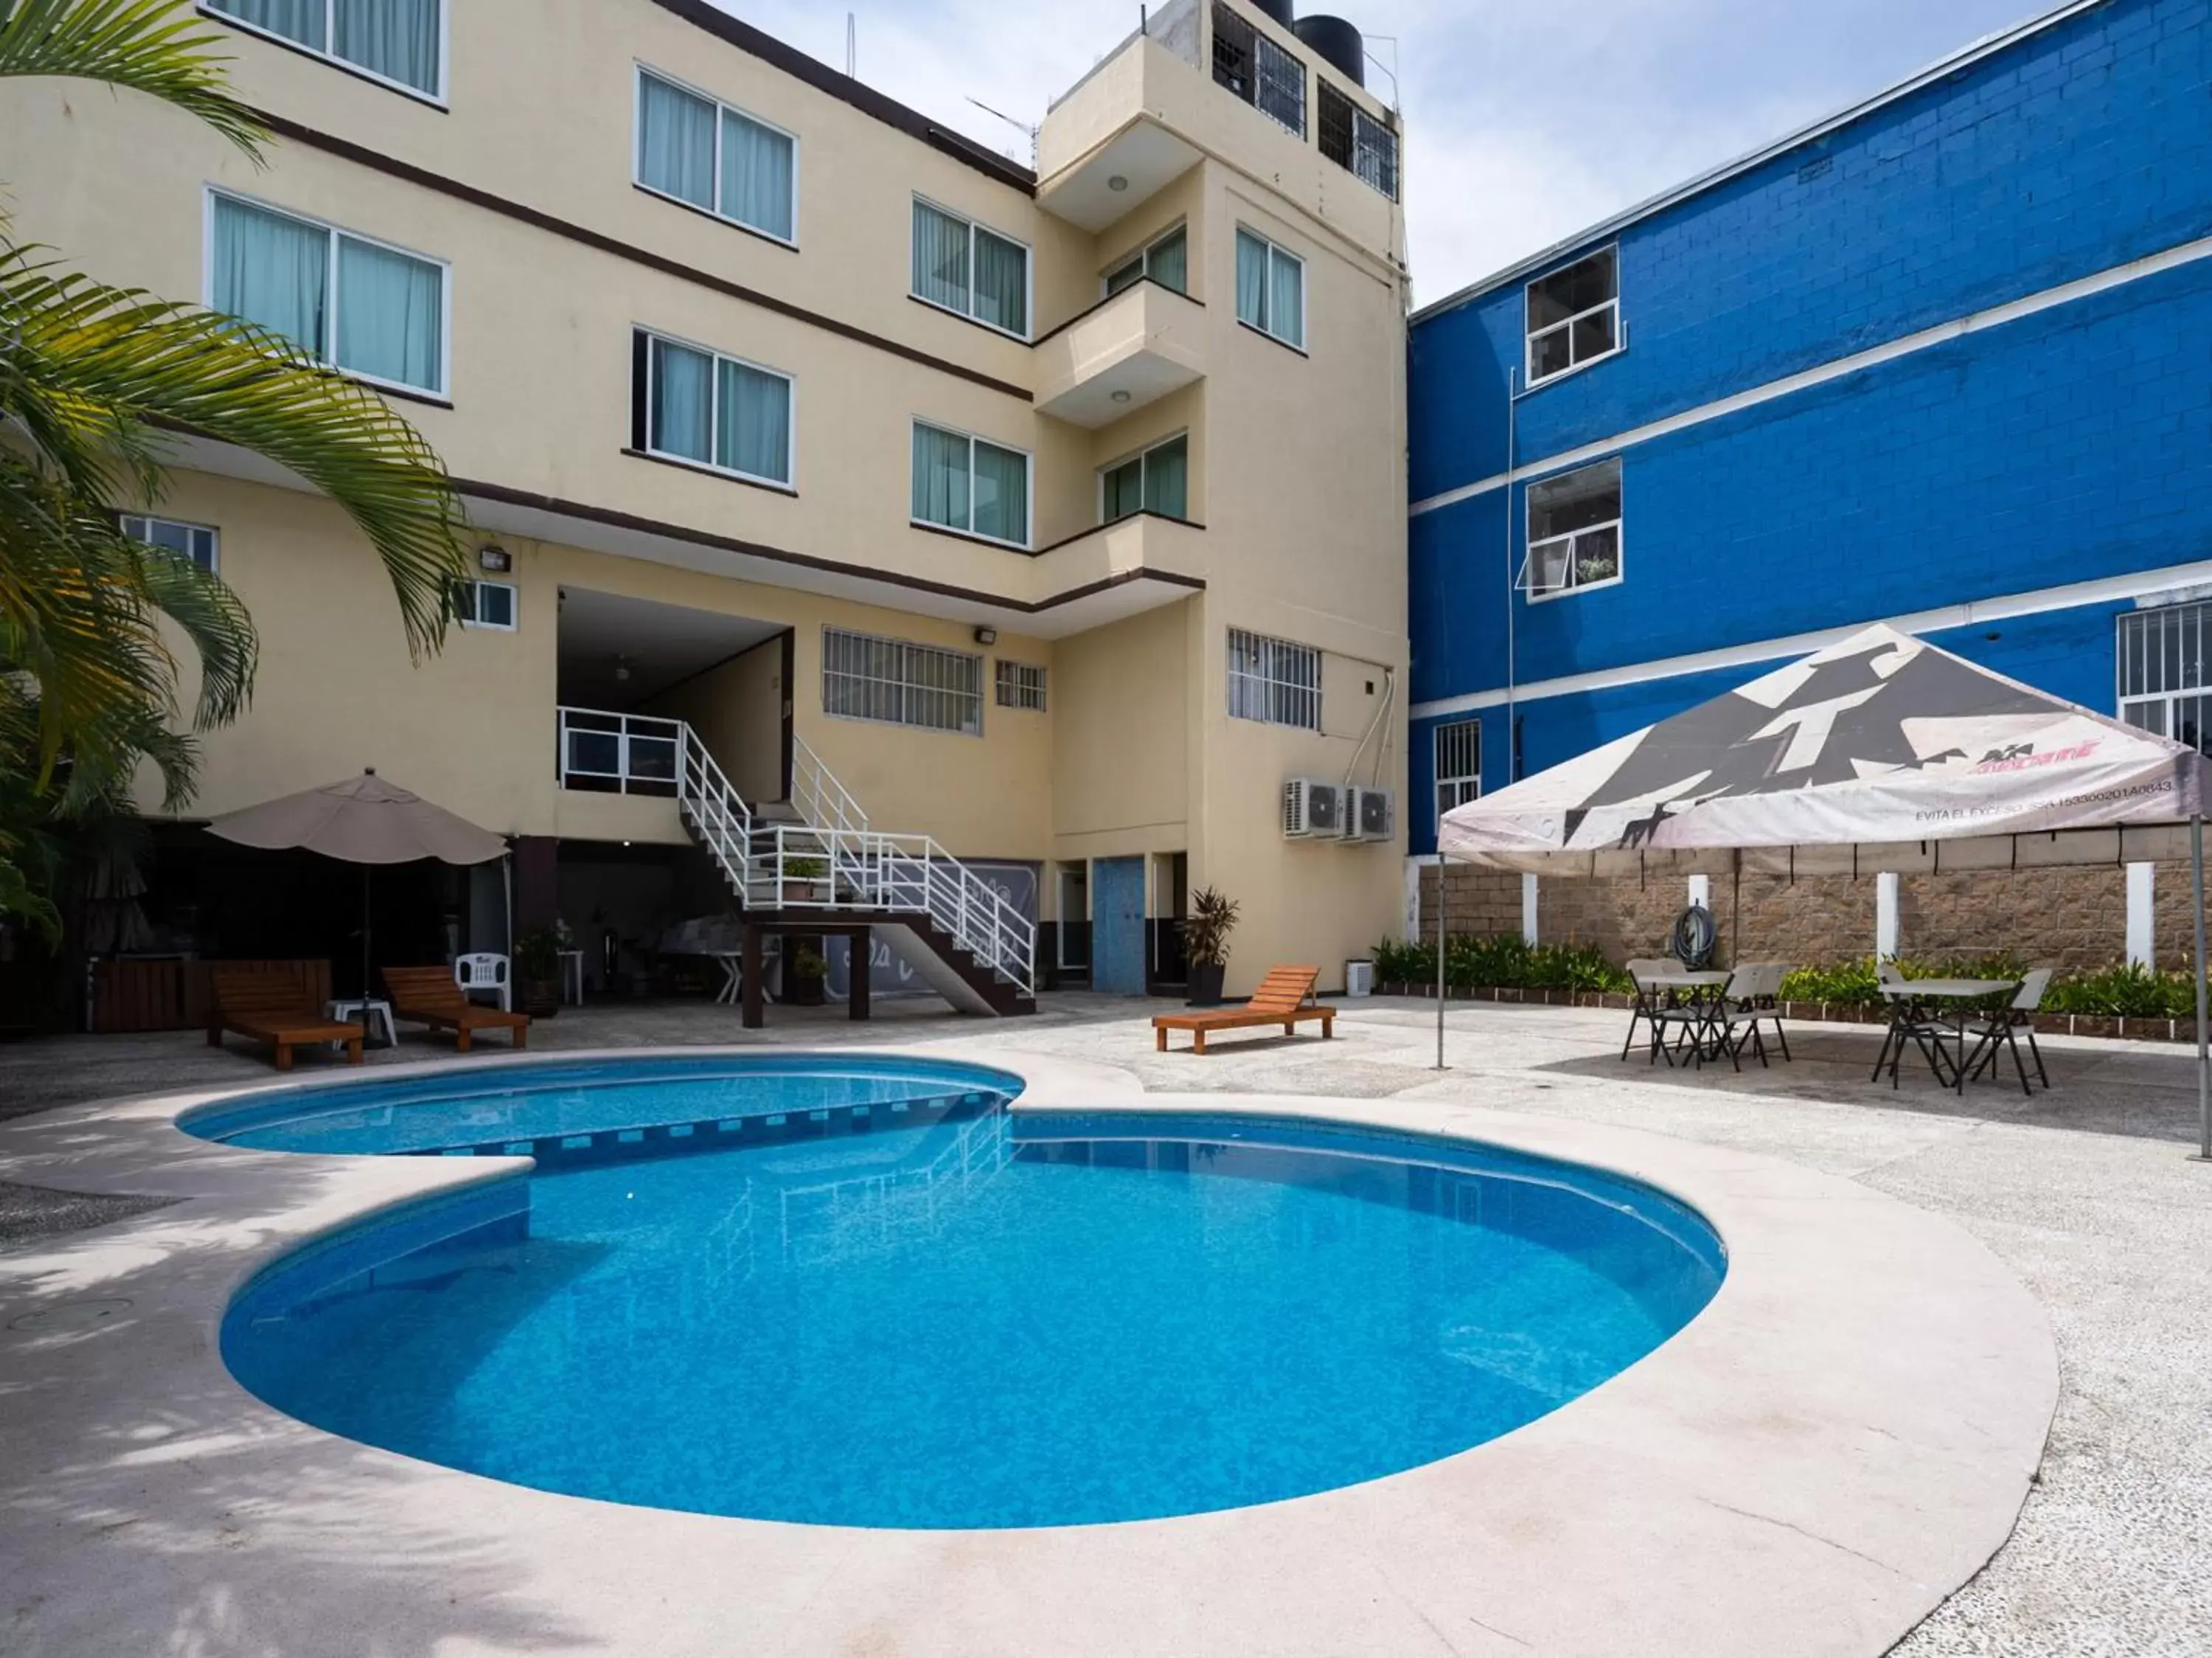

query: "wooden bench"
xmin=382 ymin=965 xmax=532 ymax=1052
xmin=208 ymin=968 xmax=364 ymax=1072
xmin=1152 ymin=965 xmax=1335 ymax=1055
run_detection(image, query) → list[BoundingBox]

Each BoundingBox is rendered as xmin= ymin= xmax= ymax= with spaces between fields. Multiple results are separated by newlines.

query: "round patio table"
xmin=1877 ymin=979 xmax=2020 ymax=1094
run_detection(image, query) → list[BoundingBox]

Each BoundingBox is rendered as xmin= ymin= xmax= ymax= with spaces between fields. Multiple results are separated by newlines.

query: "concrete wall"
xmin=640 ymin=637 xmax=786 ymax=805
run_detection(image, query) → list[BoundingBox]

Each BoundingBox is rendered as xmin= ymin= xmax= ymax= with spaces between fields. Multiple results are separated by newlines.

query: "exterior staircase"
xmin=676 ymin=727 xmax=1036 ymax=1016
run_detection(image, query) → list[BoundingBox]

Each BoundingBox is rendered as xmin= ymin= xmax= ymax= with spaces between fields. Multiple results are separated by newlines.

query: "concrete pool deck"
xmin=0 ymin=1005 xmax=2071 ymax=1657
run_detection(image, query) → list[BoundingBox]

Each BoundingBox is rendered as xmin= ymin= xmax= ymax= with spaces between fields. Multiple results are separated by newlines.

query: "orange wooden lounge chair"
xmin=1152 ymin=965 xmax=1335 ymax=1055
xmin=208 ymin=968 xmax=364 ymax=1072
xmin=382 ymin=965 xmax=532 ymax=1052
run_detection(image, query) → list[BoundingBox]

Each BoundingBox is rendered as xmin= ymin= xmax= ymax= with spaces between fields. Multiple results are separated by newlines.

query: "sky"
xmin=716 ymin=0 xmax=2048 ymax=306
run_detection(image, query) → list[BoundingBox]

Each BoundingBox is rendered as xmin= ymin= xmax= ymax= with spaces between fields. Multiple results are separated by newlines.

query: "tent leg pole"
xmin=2194 ymin=816 xmax=2210 ymax=1164
xmin=1435 ymin=856 xmax=1447 ymax=1072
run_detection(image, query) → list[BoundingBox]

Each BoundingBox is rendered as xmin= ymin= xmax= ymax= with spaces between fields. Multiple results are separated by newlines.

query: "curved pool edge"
xmin=0 ymin=1043 xmax=2057 ymax=1658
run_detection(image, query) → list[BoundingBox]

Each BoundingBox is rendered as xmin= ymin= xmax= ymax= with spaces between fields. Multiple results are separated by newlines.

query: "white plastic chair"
xmin=454 ymin=952 xmax=511 ymax=1012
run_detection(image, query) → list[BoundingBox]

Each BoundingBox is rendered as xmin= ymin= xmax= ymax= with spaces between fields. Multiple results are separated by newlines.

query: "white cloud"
xmin=712 ymin=0 xmax=2045 ymax=304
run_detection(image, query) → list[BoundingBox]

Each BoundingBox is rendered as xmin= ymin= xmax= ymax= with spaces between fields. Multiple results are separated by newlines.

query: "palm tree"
xmin=0 ymin=0 xmax=468 ymax=933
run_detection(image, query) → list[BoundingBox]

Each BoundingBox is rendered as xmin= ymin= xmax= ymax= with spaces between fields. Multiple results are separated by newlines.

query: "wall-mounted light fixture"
xmin=973 ymin=626 xmax=998 ymax=646
xmin=478 ymin=545 xmax=512 ymax=574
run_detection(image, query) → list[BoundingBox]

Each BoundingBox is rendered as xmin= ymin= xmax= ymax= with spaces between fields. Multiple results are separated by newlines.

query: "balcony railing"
xmin=556 ymin=707 xmax=681 ymax=796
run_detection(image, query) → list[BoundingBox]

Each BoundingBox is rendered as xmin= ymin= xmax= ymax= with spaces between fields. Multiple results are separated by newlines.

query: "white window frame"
xmin=995 ymin=659 xmax=1048 ymax=712
xmin=1226 ymin=627 xmax=1321 ymax=732
xmin=2118 ymin=603 xmax=2212 ymax=751
xmin=911 ymin=419 xmax=1033 ymax=549
xmin=1102 ymin=223 xmax=1189 ymax=297
xmin=1520 ymin=460 xmax=1624 ymax=605
xmin=631 ymin=64 xmax=801 ymax=248
xmin=204 ymin=187 xmax=453 ymax=400
xmin=1434 ymin=720 xmax=1481 ymax=826
xmin=634 ymin=326 xmax=797 ymax=490
xmin=1097 ymin=431 xmax=1190 ymax=525
xmin=822 ymin=626 xmax=985 ymax=738
xmin=116 ymin=513 xmax=220 ymax=574
xmin=910 ymin=196 xmax=1033 ymax=342
xmin=1235 ymin=227 xmax=1307 ymax=351
xmin=1525 ymin=246 xmax=1622 ymax=389
xmin=198 ymin=1 xmax=448 ymax=105
xmin=454 ymin=579 xmax=517 ymax=632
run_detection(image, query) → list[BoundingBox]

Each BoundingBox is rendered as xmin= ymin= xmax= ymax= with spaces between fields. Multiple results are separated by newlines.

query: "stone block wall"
xmin=1415 ymin=860 xmax=2209 ymax=974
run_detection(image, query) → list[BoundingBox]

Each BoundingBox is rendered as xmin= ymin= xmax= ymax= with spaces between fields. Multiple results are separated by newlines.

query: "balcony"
xmin=1031 ymin=511 xmax=1208 ymax=631
xmin=1034 ymin=280 xmax=1206 ymax=428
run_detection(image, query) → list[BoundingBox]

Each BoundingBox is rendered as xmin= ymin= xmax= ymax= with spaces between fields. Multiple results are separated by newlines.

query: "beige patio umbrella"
xmin=206 ymin=770 xmax=509 ymax=1003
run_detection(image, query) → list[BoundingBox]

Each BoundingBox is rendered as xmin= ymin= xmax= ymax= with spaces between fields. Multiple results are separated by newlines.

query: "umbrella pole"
xmin=362 ymin=864 xmax=373 ymax=1011
xmin=1435 ymin=854 xmax=1448 ymax=1071
xmin=2194 ymin=816 xmax=2209 ymax=1163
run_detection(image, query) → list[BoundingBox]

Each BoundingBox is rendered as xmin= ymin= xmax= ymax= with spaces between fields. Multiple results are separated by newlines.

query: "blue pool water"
xmin=205 ymin=1058 xmax=1725 ymax=1530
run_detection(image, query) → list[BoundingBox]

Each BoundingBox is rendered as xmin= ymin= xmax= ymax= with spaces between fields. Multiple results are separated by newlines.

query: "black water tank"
xmin=1251 ymin=0 xmax=1296 ymax=27
xmin=1295 ymin=14 xmax=1366 ymax=86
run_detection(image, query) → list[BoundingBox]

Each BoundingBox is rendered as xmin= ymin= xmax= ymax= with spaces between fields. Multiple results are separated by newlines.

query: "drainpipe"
xmin=1503 ymin=367 xmax=1520 ymax=785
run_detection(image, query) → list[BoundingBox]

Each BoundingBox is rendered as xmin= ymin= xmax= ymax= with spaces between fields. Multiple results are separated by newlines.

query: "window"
xmin=995 ymin=660 xmax=1048 ymax=712
xmin=209 ymin=192 xmax=447 ymax=397
xmin=1104 ymin=226 xmax=1189 ymax=296
xmin=634 ymin=68 xmax=797 ymax=244
xmin=1101 ymin=434 xmax=1189 ymax=523
xmin=1527 ymin=249 xmax=1619 ymax=386
xmin=1521 ymin=460 xmax=1622 ymax=601
xmin=1318 ymin=82 xmax=1398 ymax=200
xmin=2119 ymin=603 xmax=2212 ymax=753
xmin=1234 ymin=229 xmax=1304 ymax=350
xmin=1435 ymin=721 xmax=1481 ymax=824
xmin=453 ymin=580 xmax=516 ymax=631
xmin=1227 ymin=628 xmax=1321 ymax=730
xmin=912 ymin=421 xmax=1030 ymax=547
xmin=824 ymin=628 xmax=984 ymax=735
xmin=117 ymin=513 xmax=219 ymax=573
xmin=631 ymin=329 xmax=794 ymax=488
xmin=911 ymin=199 xmax=1029 ymax=338
xmin=1211 ymin=3 xmax=1306 ymax=136
xmin=204 ymin=0 xmax=443 ymax=100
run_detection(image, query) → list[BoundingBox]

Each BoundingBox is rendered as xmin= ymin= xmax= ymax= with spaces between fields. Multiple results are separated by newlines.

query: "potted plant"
xmin=1183 ymin=887 xmax=1239 ymax=1007
xmin=783 ymin=856 xmax=829 ymax=903
xmin=514 ymin=926 xmax=565 ymax=1018
xmin=786 ymin=942 xmax=829 ymax=1007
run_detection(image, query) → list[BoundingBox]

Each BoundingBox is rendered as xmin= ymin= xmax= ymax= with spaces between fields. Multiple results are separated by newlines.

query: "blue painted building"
xmin=1406 ymin=0 xmax=2212 ymax=856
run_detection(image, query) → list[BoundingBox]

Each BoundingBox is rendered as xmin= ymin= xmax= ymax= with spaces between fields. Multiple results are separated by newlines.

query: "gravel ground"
xmin=4 ymin=993 xmax=2208 ymax=1654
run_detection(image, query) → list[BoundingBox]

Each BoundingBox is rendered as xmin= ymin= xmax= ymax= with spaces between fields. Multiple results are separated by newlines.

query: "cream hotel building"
xmin=10 ymin=0 xmax=1410 ymax=1014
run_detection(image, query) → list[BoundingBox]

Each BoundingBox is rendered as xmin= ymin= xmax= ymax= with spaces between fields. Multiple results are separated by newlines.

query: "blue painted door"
xmin=1091 ymin=858 xmax=1147 ymax=995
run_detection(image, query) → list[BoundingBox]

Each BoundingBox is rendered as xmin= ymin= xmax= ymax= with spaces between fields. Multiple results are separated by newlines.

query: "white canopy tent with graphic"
xmin=1435 ymin=625 xmax=2212 ymax=1155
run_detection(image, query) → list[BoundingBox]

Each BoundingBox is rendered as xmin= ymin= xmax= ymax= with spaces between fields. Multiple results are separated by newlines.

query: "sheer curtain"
xmin=1270 ymin=249 xmax=1305 ymax=348
xmin=720 ymin=112 xmax=794 ymax=240
xmin=650 ymin=339 xmax=714 ymax=462
xmin=1147 ymin=228 xmax=1188 ymax=294
xmin=639 ymin=74 xmax=716 ymax=209
xmin=1143 ymin=437 xmax=1189 ymax=519
xmin=212 ymin=196 xmax=330 ymax=361
xmin=335 ymin=237 xmax=442 ymax=391
xmin=717 ymin=361 xmax=790 ymax=483
xmin=912 ymin=203 xmax=970 ymax=313
xmin=1235 ymin=230 xmax=1267 ymax=330
xmin=1102 ymin=457 xmax=1143 ymax=521
xmin=212 ymin=0 xmax=326 ymax=51
xmin=972 ymin=229 xmax=1027 ymax=335
xmin=911 ymin=424 xmax=970 ymax=530
xmin=971 ymin=441 xmax=1028 ymax=544
xmin=334 ymin=0 xmax=440 ymax=94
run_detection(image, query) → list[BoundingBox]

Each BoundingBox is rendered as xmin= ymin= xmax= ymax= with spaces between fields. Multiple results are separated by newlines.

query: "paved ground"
xmin=3 ymin=993 xmax=2208 ymax=1654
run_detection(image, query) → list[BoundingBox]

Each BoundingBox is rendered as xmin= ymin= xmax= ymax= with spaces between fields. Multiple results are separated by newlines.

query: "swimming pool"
xmin=199 ymin=1056 xmax=1726 ymax=1530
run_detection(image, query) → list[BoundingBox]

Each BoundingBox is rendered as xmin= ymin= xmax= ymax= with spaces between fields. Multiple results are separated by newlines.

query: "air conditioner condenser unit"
xmin=1282 ymin=778 xmax=1347 ymax=839
xmin=1352 ymin=788 xmax=1397 ymax=843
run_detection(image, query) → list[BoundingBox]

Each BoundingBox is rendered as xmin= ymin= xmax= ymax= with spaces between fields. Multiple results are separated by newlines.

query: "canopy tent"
xmin=207 ymin=770 xmax=509 ymax=1005
xmin=1435 ymin=625 xmax=2212 ymax=1154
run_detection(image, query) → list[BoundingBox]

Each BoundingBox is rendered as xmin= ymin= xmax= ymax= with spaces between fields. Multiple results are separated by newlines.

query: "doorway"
xmin=1147 ymin=851 xmax=1189 ymax=993
xmin=1091 ymin=857 xmax=1147 ymax=996
xmin=1055 ymin=864 xmax=1091 ymax=982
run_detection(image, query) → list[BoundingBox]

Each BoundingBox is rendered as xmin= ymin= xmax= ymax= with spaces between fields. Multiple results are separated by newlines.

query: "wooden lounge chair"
xmin=382 ymin=965 xmax=531 ymax=1052
xmin=1152 ymin=965 xmax=1335 ymax=1055
xmin=208 ymin=968 xmax=364 ymax=1072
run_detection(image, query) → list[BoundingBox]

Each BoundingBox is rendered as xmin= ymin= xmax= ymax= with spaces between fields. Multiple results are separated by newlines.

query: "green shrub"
xmin=1371 ymin=937 xmax=1435 ymax=985
xmin=1779 ymin=954 xmax=2028 ymax=1007
xmin=1372 ymin=935 xmax=1631 ymax=994
xmin=2044 ymin=963 xmax=2197 ymax=1019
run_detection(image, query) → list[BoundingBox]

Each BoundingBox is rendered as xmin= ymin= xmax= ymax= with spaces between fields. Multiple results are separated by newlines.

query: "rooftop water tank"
xmin=1293 ymin=14 xmax=1366 ymax=86
xmin=1251 ymin=0 xmax=1296 ymax=27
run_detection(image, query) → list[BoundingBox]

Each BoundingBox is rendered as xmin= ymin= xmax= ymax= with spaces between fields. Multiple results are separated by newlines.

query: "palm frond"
xmin=0 ymin=247 xmax=469 ymax=659
xmin=0 ymin=0 xmax=266 ymax=157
